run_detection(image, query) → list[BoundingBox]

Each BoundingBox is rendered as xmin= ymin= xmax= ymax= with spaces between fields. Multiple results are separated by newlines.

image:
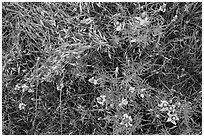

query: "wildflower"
xmin=22 ymin=84 xmax=29 ymax=93
xmin=167 ymin=104 xmax=176 ymax=113
xmin=14 ymin=84 xmax=21 ymax=90
xmin=120 ymin=113 xmax=133 ymax=127
xmin=80 ymin=17 xmax=94 ymax=24
xmin=184 ymin=4 xmax=189 ymax=12
xmin=129 ymin=86 xmax=135 ymax=93
xmin=18 ymin=102 xmax=26 ymax=110
xmin=167 ymin=112 xmax=179 ymax=125
xmin=139 ymin=88 xmax=146 ymax=98
xmin=110 ymin=103 xmax=115 ymax=108
xmin=140 ymin=93 xmax=145 ymax=98
xmin=158 ymin=3 xmax=166 ymax=13
xmin=116 ymin=22 xmax=122 ymax=31
xmin=88 ymin=77 xmax=99 ymax=85
xmin=57 ymin=82 xmax=64 ymax=91
xmin=118 ymin=98 xmax=128 ymax=107
xmin=96 ymin=95 xmax=106 ymax=105
xmin=134 ymin=13 xmax=150 ymax=27
xmin=158 ymin=100 xmax=169 ymax=112
xmin=172 ymin=15 xmax=178 ymax=22
xmin=115 ymin=21 xmax=125 ymax=32
xmin=28 ymin=88 xmax=35 ymax=93
xmin=158 ymin=100 xmax=169 ymax=107
xmin=130 ymin=39 xmax=137 ymax=43
xmin=155 ymin=114 xmax=160 ymax=118
xmin=175 ymin=101 xmax=181 ymax=108
xmin=140 ymin=88 xmax=146 ymax=93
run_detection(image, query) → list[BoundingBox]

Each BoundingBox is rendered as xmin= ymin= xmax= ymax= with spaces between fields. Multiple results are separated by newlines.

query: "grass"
xmin=2 ymin=2 xmax=202 ymax=135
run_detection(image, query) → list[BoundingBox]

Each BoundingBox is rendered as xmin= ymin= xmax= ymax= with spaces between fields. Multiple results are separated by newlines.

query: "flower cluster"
xmin=139 ymin=88 xmax=146 ymax=98
xmin=120 ymin=113 xmax=133 ymax=127
xmin=129 ymin=86 xmax=146 ymax=98
xmin=14 ymin=83 xmax=34 ymax=93
xmin=158 ymin=100 xmax=180 ymax=125
xmin=128 ymin=86 xmax=135 ymax=93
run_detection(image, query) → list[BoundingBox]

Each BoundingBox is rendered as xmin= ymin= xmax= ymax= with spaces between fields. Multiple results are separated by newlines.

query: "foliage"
xmin=2 ymin=2 xmax=202 ymax=135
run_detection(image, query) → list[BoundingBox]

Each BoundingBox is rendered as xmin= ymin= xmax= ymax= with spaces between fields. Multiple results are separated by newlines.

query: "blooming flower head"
xmin=140 ymin=88 xmax=146 ymax=93
xmin=88 ymin=77 xmax=99 ymax=85
xmin=140 ymin=93 xmax=145 ymax=98
xmin=158 ymin=3 xmax=166 ymax=13
xmin=175 ymin=101 xmax=181 ymax=108
xmin=118 ymin=98 xmax=128 ymax=107
xmin=96 ymin=95 xmax=106 ymax=105
xmin=18 ymin=102 xmax=26 ymax=110
xmin=120 ymin=113 xmax=133 ymax=127
xmin=167 ymin=104 xmax=176 ymax=113
xmin=129 ymin=86 xmax=135 ymax=93
xmin=167 ymin=112 xmax=179 ymax=125
xmin=158 ymin=100 xmax=169 ymax=112
xmin=158 ymin=100 xmax=169 ymax=107
xmin=22 ymin=84 xmax=29 ymax=93
xmin=28 ymin=88 xmax=35 ymax=93
xmin=134 ymin=13 xmax=150 ymax=27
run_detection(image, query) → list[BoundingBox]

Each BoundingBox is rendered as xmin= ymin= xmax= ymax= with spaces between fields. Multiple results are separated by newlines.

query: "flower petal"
xmin=167 ymin=117 xmax=171 ymax=122
xmin=171 ymin=120 xmax=176 ymax=125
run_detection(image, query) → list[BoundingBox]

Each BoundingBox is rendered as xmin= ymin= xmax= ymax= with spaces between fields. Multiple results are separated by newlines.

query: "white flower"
xmin=158 ymin=100 xmax=169 ymax=108
xmin=140 ymin=88 xmax=146 ymax=93
xmin=120 ymin=113 xmax=133 ymax=127
xmin=175 ymin=101 xmax=181 ymax=107
xmin=80 ymin=17 xmax=94 ymax=24
xmin=28 ymin=88 xmax=35 ymax=93
xmin=140 ymin=93 xmax=145 ymax=98
xmin=115 ymin=21 xmax=125 ymax=32
xmin=167 ymin=113 xmax=179 ymax=125
xmin=119 ymin=98 xmax=128 ymax=107
xmin=134 ymin=15 xmax=149 ymax=26
xmin=160 ymin=107 xmax=169 ymax=112
xmin=22 ymin=84 xmax=29 ymax=93
xmin=88 ymin=77 xmax=99 ymax=85
xmin=172 ymin=15 xmax=178 ymax=22
xmin=139 ymin=88 xmax=146 ymax=98
xmin=130 ymin=39 xmax=137 ymax=43
xmin=167 ymin=104 xmax=176 ymax=113
xmin=158 ymin=3 xmax=166 ymax=13
xmin=96 ymin=95 xmax=106 ymax=105
xmin=184 ymin=4 xmax=189 ymax=12
xmin=116 ymin=23 xmax=122 ymax=31
xmin=18 ymin=103 xmax=26 ymax=110
xmin=158 ymin=100 xmax=169 ymax=112
xmin=57 ymin=82 xmax=64 ymax=91
xmin=14 ymin=84 xmax=21 ymax=90
xmin=129 ymin=87 xmax=135 ymax=93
